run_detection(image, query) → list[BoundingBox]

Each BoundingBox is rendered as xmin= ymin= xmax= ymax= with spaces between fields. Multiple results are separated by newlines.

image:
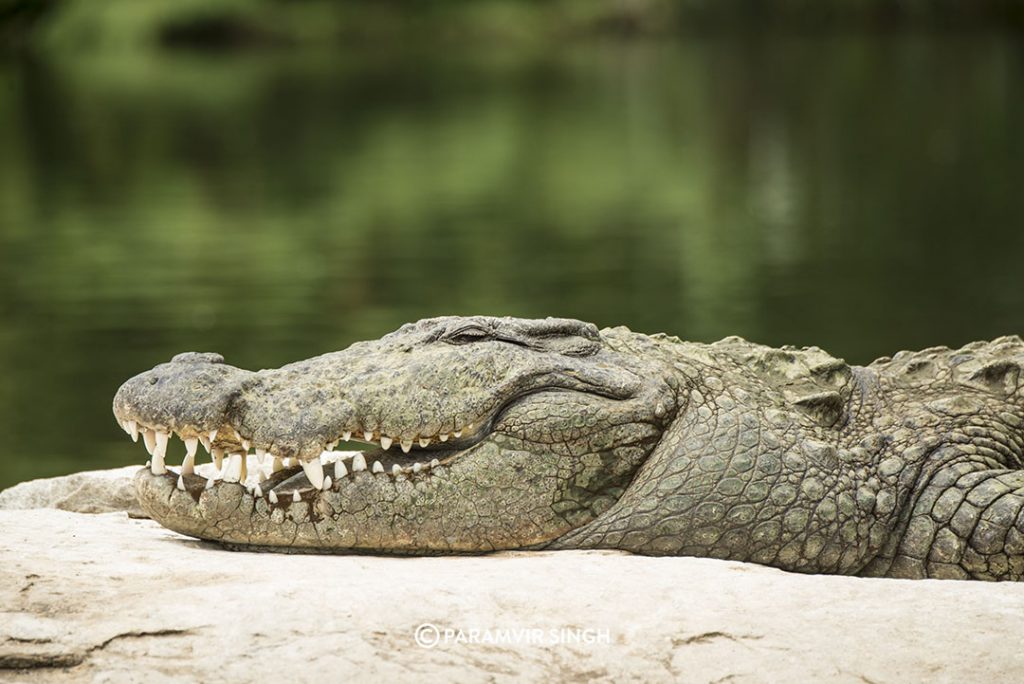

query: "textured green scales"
xmin=113 ymin=317 xmax=1024 ymax=580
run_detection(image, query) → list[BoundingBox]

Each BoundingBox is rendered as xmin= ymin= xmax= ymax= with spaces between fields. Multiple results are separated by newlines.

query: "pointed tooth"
xmin=301 ymin=459 xmax=325 ymax=490
xmin=334 ymin=460 xmax=348 ymax=479
xmin=223 ymin=454 xmax=243 ymax=483
xmin=342 ymin=431 xmax=351 ymax=441
xmin=271 ymin=457 xmax=284 ymax=472
xmin=254 ymin=483 xmax=263 ymax=498
xmin=453 ymin=430 xmax=463 ymax=438
xmin=327 ymin=440 xmax=338 ymax=451
xmin=206 ymin=476 xmax=216 ymax=489
xmin=257 ymin=469 xmax=268 ymax=482
xmin=255 ymin=448 xmax=267 ymax=464
xmin=199 ymin=434 xmax=211 ymax=452
xmin=184 ymin=437 xmax=198 ymax=459
xmin=439 ymin=433 xmax=449 ymax=442
xmin=292 ymin=491 xmax=301 ymax=502
xmin=127 ymin=420 xmax=139 ymax=442
xmin=412 ymin=462 xmax=422 ymax=473
xmin=241 ymin=439 xmax=250 ymax=452
xmin=391 ymin=464 xmax=402 ymax=476
xmin=143 ymin=429 xmax=156 ymax=455
xmin=401 ymin=440 xmax=412 ymax=453
xmin=430 ymin=458 xmax=440 ymax=468
xmin=176 ymin=475 xmax=185 ymax=491
xmin=380 ymin=436 xmax=393 ymax=450
xmin=323 ymin=475 xmax=332 ymax=490
xmin=372 ymin=461 xmax=384 ymax=474
xmin=351 ymin=454 xmax=367 ymax=472
xmin=419 ymin=437 xmax=431 ymax=448
xmin=363 ymin=431 xmax=374 ymax=442
xmin=209 ymin=429 xmax=218 ymax=443
xmin=154 ymin=431 xmax=169 ymax=461
xmin=150 ymin=451 xmax=166 ymax=475
xmin=269 ymin=490 xmax=279 ymax=504
xmin=240 ymin=455 xmax=248 ymax=482
xmin=212 ymin=448 xmax=225 ymax=470
xmin=181 ymin=451 xmax=195 ymax=476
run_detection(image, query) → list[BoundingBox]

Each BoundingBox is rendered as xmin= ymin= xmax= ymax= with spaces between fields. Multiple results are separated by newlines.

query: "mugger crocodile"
xmin=112 ymin=316 xmax=1024 ymax=580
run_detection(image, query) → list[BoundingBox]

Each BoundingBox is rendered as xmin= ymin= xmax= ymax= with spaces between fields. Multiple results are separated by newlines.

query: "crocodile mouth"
xmin=117 ymin=415 xmax=489 ymax=502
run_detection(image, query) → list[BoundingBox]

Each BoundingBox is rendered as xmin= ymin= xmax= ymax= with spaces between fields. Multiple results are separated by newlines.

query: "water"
xmin=0 ymin=34 xmax=1022 ymax=488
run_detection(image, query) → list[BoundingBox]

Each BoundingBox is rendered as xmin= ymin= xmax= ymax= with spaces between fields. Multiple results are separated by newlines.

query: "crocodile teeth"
xmin=419 ymin=437 xmax=431 ymax=448
xmin=372 ymin=460 xmax=384 ymax=474
xmin=439 ymin=433 xmax=449 ymax=442
xmin=401 ymin=440 xmax=412 ymax=453
xmin=271 ymin=457 xmax=284 ymax=472
xmin=184 ymin=437 xmax=199 ymax=458
xmin=222 ymin=454 xmax=244 ymax=483
xmin=143 ymin=429 xmax=156 ymax=455
xmin=351 ymin=454 xmax=367 ymax=472
xmin=176 ymin=475 xmax=185 ymax=491
xmin=209 ymin=429 xmax=218 ymax=443
xmin=241 ymin=439 xmax=250 ymax=452
xmin=301 ymin=459 xmax=325 ymax=490
xmin=363 ymin=431 xmax=374 ymax=442
xmin=254 ymin=483 xmax=263 ymax=498
xmin=430 ymin=459 xmax=440 ymax=468
xmin=342 ymin=431 xmax=351 ymax=441
xmin=292 ymin=491 xmax=301 ymax=502
xmin=181 ymin=451 xmax=195 ymax=476
xmin=323 ymin=475 xmax=332 ymax=490
xmin=453 ymin=430 xmax=463 ymax=439
xmin=206 ymin=476 xmax=216 ymax=489
xmin=269 ymin=490 xmax=279 ymax=504
xmin=212 ymin=448 xmax=225 ymax=470
xmin=154 ymin=431 xmax=169 ymax=458
xmin=380 ymin=436 xmax=393 ymax=450
xmin=327 ymin=440 xmax=338 ymax=451
xmin=127 ymin=420 xmax=139 ymax=442
xmin=334 ymin=460 xmax=348 ymax=479
xmin=255 ymin=448 xmax=267 ymax=463
xmin=391 ymin=464 xmax=402 ymax=475
xmin=199 ymin=434 xmax=211 ymax=453
xmin=412 ymin=462 xmax=422 ymax=473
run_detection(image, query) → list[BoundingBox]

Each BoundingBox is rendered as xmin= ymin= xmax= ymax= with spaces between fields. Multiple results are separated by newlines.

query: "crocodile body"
xmin=112 ymin=317 xmax=1024 ymax=580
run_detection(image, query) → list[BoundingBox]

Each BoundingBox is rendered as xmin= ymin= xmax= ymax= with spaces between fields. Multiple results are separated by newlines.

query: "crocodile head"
xmin=113 ymin=316 xmax=679 ymax=552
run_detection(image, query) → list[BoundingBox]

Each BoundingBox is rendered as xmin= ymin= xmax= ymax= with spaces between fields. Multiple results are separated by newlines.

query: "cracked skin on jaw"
xmin=115 ymin=316 xmax=1024 ymax=580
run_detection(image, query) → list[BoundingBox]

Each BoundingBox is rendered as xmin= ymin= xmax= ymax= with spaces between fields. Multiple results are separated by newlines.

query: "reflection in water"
xmin=0 ymin=36 xmax=1022 ymax=486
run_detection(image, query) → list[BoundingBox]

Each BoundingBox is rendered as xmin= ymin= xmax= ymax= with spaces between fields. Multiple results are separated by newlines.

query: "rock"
xmin=0 ymin=467 xmax=143 ymax=517
xmin=2 ymin=497 xmax=1024 ymax=680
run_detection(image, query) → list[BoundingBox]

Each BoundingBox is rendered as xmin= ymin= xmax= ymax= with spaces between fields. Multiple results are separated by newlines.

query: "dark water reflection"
xmin=0 ymin=35 xmax=1022 ymax=487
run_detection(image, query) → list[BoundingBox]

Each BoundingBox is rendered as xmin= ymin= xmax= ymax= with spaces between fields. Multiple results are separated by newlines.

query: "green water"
xmin=1 ymin=34 xmax=1022 ymax=488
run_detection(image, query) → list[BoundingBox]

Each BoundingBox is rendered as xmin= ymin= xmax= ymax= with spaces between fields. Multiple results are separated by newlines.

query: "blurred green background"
xmin=1 ymin=1 xmax=1022 ymax=488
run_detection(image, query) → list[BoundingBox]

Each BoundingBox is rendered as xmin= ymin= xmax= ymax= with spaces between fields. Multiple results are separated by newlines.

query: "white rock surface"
xmin=2 ymin=473 xmax=1024 ymax=682
xmin=0 ymin=467 xmax=143 ymax=517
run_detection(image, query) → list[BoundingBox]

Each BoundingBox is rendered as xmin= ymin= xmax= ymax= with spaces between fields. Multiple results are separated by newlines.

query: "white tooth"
xmin=363 ymin=431 xmax=374 ymax=442
xmin=401 ymin=440 xmax=412 ymax=453
xmin=412 ymin=462 xmax=422 ymax=473
xmin=269 ymin=490 xmax=279 ymax=504
xmin=323 ymin=475 xmax=332 ymax=491
xmin=150 ymin=452 xmax=166 ymax=475
xmin=241 ymin=439 xmax=250 ymax=452
xmin=372 ymin=461 xmax=384 ymax=474
xmin=419 ymin=437 xmax=431 ymax=448
xmin=380 ymin=436 xmax=393 ymax=450
xmin=184 ymin=437 xmax=198 ymax=459
xmin=283 ymin=458 xmax=295 ymax=468
xmin=206 ymin=476 xmax=216 ymax=489
xmin=212 ymin=448 xmax=225 ymax=470
xmin=292 ymin=491 xmax=301 ymax=502
xmin=430 ymin=458 xmax=440 ymax=468
xmin=334 ymin=460 xmax=348 ymax=479
xmin=143 ymin=429 xmax=156 ymax=455
xmin=258 ymin=469 xmax=268 ymax=482
xmin=301 ymin=459 xmax=325 ymax=490
xmin=391 ymin=464 xmax=402 ymax=476
xmin=181 ymin=451 xmax=195 ymax=476
xmin=343 ymin=431 xmax=352 ymax=441
xmin=176 ymin=475 xmax=185 ymax=491
xmin=351 ymin=454 xmax=367 ymax=472
xmin=272 ymin=457 xmax=284 ymax=472
xmin=439 ymin=433 xmax=449 ymax=442
xmin=199 ymin=434 xmax=211 ymax=452
xmin=209 ymin=429 xmax=218 ymax=443
xmin=255 ymin=448 xmax=267 ymax=464
xmin=466 ymin=423 xmax=474 ymax=432
xmin=327 ymin=440 xmax=338 ymax=450
xmin=127 ymin=420 xmax=139 ymax=442
xmin=453 ymin=430 xmax=463 ymax=438
xmin=145 ymin=460 xmax=150 ymax=468
xmin=120 ymin=420 xmax=130 ymax=434
xmin=254 ymin=483 xmax=263 ymax=498
xmin=223 ymin=454 xmax=243 ymax=483
xmin=240 ymin=455 xmax=248 ymax=482
xmin=154 ymin=431 xmax=169 ymax=461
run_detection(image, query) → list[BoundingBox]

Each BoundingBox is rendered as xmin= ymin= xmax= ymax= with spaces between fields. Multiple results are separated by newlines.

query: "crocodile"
xmin=112 ymin=316 xmax=1024 ymax=580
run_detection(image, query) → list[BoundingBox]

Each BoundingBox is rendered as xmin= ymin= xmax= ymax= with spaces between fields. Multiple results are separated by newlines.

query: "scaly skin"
xmin=112 ymin=317 xmax=1024 ymax=580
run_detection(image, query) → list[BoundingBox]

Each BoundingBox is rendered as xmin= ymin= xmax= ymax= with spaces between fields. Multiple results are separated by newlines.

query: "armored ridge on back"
xmin=112 ymin=316 xmax=1024 ymax=580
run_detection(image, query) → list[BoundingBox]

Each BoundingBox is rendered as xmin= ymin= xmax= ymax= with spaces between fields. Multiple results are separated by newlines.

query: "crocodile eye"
xmin=445 ymin=326 xmax=491 ymax=345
